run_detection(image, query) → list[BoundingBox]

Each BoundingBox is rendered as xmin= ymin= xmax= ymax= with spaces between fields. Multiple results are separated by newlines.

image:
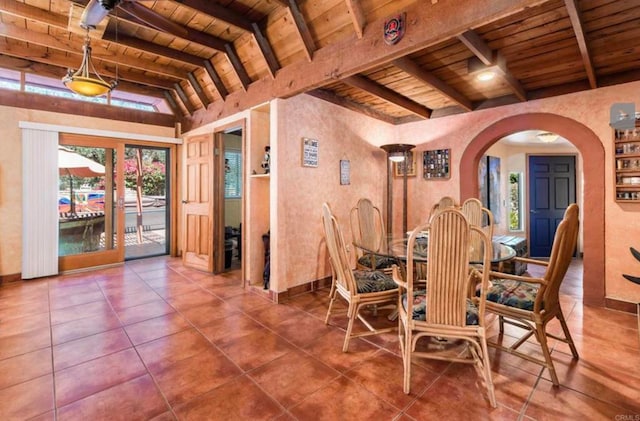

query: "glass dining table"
xmin=354 ymin=231 xmax=517 ymax=266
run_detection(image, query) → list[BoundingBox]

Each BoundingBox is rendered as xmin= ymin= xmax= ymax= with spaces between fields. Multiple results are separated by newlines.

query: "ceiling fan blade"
xmin=623 ymin=274 xmax=640 ymax=285
xmin=117 ymin=2 xmax=189 ymax=38
xmin=81 ymin=0 xmax=122 ymax=29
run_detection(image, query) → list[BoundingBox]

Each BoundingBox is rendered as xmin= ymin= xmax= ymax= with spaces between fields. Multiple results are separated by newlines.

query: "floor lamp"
xmin=380 ymin=144 xmax=415 ymax=237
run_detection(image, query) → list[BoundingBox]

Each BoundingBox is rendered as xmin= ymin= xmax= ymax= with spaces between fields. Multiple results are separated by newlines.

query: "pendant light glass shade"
xmin=63 ymin=30 xmax=117 ymax=97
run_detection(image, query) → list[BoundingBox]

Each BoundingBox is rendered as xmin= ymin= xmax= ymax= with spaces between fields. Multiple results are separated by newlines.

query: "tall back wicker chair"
xmin=350 ymin=198 xmax=396 ymax=272
xmin=428 ymin=196 xmax=458 ymax=221
xmin=322 ymin=203 xmax=398 ymax=352
xmin=392 ymin=208 xmax=496 ymax=407
xmin=461 ymin=198 xmax=495 ymax=262
xmin=485 ymin=203 xmax=580 ymax=386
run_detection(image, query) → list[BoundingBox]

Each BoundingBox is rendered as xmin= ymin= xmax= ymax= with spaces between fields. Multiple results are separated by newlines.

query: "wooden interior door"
xmin=183 ymin=133 xmax=215 ymax=271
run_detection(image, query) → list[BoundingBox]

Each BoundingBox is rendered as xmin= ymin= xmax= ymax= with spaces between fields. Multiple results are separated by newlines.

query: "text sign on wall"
xmin=302 ymin=138 xmax=319 ymax=167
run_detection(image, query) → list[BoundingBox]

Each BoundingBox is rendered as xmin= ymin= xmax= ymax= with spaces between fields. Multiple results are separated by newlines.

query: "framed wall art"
xmin=423 ymin=148 xmax=450 ymax=179
xmin=340 ymin=159 xmax=350 ymax=185
xmin=394 ymin=150 xmax=417 ymax=177
xmin=301 ymin=137 xmax=319 ymax=167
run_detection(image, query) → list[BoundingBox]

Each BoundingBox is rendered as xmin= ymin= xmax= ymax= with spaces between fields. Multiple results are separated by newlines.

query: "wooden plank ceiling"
xmin=0 ymin=0 xmax=639 ymax=130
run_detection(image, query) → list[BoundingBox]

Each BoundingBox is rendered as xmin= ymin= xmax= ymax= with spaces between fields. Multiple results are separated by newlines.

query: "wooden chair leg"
xmin=403 ymin=327 xmax=412 ymax=394
xmin=498 ymin=315 xmax=505 ymax=334
xmin=343 ymin=303 xmax=357 ymax=352
xmin=324 ymin=276 xmax=337 ymax=325
xmin=557 ymin=308 xmax=579 ymax=359
xmin=479 ymin=337 xmax=497 ymax=408
xmin=536 ymin=322 xmax=559 ymax=386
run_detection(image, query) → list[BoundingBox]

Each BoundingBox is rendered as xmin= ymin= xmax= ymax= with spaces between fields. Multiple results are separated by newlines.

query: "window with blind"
xmin=225 ymin=150 xmax=242 ymax=198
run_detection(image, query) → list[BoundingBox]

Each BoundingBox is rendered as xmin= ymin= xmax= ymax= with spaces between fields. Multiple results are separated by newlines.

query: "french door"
xmin=59 ymin=135 xmax=125 ymax=271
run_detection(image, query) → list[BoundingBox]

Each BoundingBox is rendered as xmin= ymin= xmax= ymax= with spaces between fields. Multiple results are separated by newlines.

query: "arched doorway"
xmin=459 ymin=113 xmax=605 ymax=306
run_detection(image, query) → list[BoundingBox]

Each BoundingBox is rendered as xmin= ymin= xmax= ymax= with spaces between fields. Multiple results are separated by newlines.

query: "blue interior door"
xmin=528 ymin=155 xmax=576 ymax=257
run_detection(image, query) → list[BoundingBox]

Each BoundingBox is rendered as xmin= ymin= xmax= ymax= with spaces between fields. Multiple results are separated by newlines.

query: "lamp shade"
xmin=380 ymin=144 xmax=415 ymax=160
xmin=63 ymin=31 xmax=117 ymax=97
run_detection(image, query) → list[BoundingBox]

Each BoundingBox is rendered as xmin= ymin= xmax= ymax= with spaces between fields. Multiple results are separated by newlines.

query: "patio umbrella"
xmin=58 ymin=146 xmax=105 ymax=214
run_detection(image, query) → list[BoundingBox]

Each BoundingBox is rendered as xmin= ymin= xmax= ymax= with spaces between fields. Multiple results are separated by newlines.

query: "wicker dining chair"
xmin=484 ymin=203 xmax=580 ymax=386
xmin=428 ymin=196 xmax=458 ymax=221
xmin=322 ymin=203 xmax=398 ymax=352
xmin=392 ymin=208 xmax=496 ymax=407
xmin=461 ymin=198 xmax=495 ymax=264
xmin=350 ymin=198 xmax=396 ymax=272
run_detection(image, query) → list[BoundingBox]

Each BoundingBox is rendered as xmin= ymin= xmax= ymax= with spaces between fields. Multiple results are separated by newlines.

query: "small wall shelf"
xmin=614 ymin=125 xmax=640 ymax=202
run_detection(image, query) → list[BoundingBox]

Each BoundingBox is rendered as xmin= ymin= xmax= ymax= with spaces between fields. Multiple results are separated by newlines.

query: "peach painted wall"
xmin=273 ymin=95 xmax=394 ymax=292
xmin=393 ymin=81 xmax=640 ymax=304
xmin=0 ymin=105 xmax=175 ymax=277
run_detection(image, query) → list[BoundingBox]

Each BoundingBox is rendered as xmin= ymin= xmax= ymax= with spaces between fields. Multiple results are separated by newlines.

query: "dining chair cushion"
xmin=402 ymin=290 xmax=479 ymax=325
xmin=353 ymin=270 xmax=398 ymax=293
xmin=357 ymin=254 xmax=397 ymax=270
xmin=485 ymin=279 xmax=539 ymax=311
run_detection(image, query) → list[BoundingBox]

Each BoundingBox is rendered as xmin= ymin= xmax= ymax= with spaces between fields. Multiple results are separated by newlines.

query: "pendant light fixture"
xmin=63 ymin=27 xmax=117 ymax=97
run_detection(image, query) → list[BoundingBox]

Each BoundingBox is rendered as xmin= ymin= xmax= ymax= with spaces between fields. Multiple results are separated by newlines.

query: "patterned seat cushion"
xmin=485 ymin=279 xmax=539 ymax=311
xmin=353 ymin=270 xmax=397 ymax=293
xmin=357 ymin=254 xmax=397 ymax=270
xmin=402 ymin=290 xmax=479 ymax=325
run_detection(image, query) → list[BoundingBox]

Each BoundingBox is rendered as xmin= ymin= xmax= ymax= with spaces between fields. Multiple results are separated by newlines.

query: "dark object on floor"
xmin=224 ymin=240 xmax=233 ymax=269
xmin=262 ymin=232 xmax=270 ymax=289
xmin=492 ymin=235 xmax=527 ymax=275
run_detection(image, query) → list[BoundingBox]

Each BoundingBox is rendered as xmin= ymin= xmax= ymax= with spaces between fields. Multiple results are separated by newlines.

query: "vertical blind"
xmin=21 ymin=128 xmax=59 ymax=278
xmin=224 ymin=150 xmax=242 ymax=199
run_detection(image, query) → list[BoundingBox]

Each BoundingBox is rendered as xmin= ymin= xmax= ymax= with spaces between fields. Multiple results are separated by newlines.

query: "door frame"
xmin=213 ymin=121 xmax=246 ymax=275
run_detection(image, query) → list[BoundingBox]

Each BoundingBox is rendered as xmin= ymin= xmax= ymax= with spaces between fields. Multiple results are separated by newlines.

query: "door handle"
xmin=530 ymin=209 xmax=538 ymax=214
xmin=181 ymin=200 xmax=188 ymax=204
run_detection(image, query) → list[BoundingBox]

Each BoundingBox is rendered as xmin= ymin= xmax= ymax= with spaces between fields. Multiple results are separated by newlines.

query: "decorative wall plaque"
xmin=301 ymin=138 xmax=318 ymax=167
xmin=423 ymin=148 xmax=450 ymax=179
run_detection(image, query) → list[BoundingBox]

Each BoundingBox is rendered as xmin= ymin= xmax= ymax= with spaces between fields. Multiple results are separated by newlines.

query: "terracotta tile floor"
xmin=0 ymin=257 xmax=638 ymax=420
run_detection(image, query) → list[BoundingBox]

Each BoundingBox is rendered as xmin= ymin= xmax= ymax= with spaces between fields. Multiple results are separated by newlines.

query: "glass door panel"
xmin=124 ymin=145 xmax=169 ymax=259
xmin=58 ymin=139 xmax=125 ymax=271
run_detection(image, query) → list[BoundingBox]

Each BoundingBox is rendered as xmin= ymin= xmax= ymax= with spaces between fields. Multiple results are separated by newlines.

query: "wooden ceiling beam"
xmin=564 ymin=0 xmax=597 ymax=89
xmin=163 ymin=91 xmax=182 ymax=117
xmin=342 ymin=75 xmax=431 ymax=119
xmin=0 ymin=0 xmax=67 ymax=28
xmin=173 ymin=0 xmax=253 ymax=32
xmin=460 ymin=30 xmax=527 ymax=101
xmin=184 ymin=0 xmax=548 ymax=130
xmin=0 ymin=88 xmax=175 ymax=126
xmin=252 ymin=22 xmax=280 ymax=79
xmin=102 ymin=31 xmax=205 ymax=67
xmin=345 ymin=0 xmax=367 ymax=39
xmin=187 ymin=72 xmax=211 ymax=108
xmin=0 ymin=22 xmax=186 ymax=80
xmin=287 ymin=0 xmax=316 ymax=61
xmin=117 ymin=2 xmax=227 ymax=52
xmin=224 ymin=44 xmax=252 ymax=91
xmin=174 ymin=82 xmax=196 ymax=115
xmin=392 ymin=56 xmax=473 ymax=111
xmin=457 ymin=30 xmax=493 ymax=65
xmin=203 ymin=60 xmax=229 ymax=101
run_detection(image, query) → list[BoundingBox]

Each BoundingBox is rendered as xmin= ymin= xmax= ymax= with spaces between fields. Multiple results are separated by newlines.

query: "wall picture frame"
xmin=301 ymin=137 xmax=319 ymax=167
xmin=423 ymin=148 xmax=450 ymax=179
xmin=394 ymin=150 xmax=417 ymax=177
xmin=340 ymin=159 xmax=350 ymax=185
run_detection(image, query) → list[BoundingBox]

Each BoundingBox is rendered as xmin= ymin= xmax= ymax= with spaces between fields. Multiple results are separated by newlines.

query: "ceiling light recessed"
xmin=537 ymin=132 xmax=559 ymax=143
xmin=476 ymin=71 xmax=495 ymax=81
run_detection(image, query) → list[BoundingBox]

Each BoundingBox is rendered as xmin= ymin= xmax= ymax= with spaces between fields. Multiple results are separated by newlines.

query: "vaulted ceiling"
xmin=0 ymin=0 xmax=639 ymax=131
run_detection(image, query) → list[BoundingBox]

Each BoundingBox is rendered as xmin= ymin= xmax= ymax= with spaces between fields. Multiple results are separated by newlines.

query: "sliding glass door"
xmin=123 ymin=145 xmax=169 ymax=259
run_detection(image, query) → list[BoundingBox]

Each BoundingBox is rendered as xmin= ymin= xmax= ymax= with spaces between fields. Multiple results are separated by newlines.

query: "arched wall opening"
xmin=460 ymin=113 xmax=605 ymax=306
